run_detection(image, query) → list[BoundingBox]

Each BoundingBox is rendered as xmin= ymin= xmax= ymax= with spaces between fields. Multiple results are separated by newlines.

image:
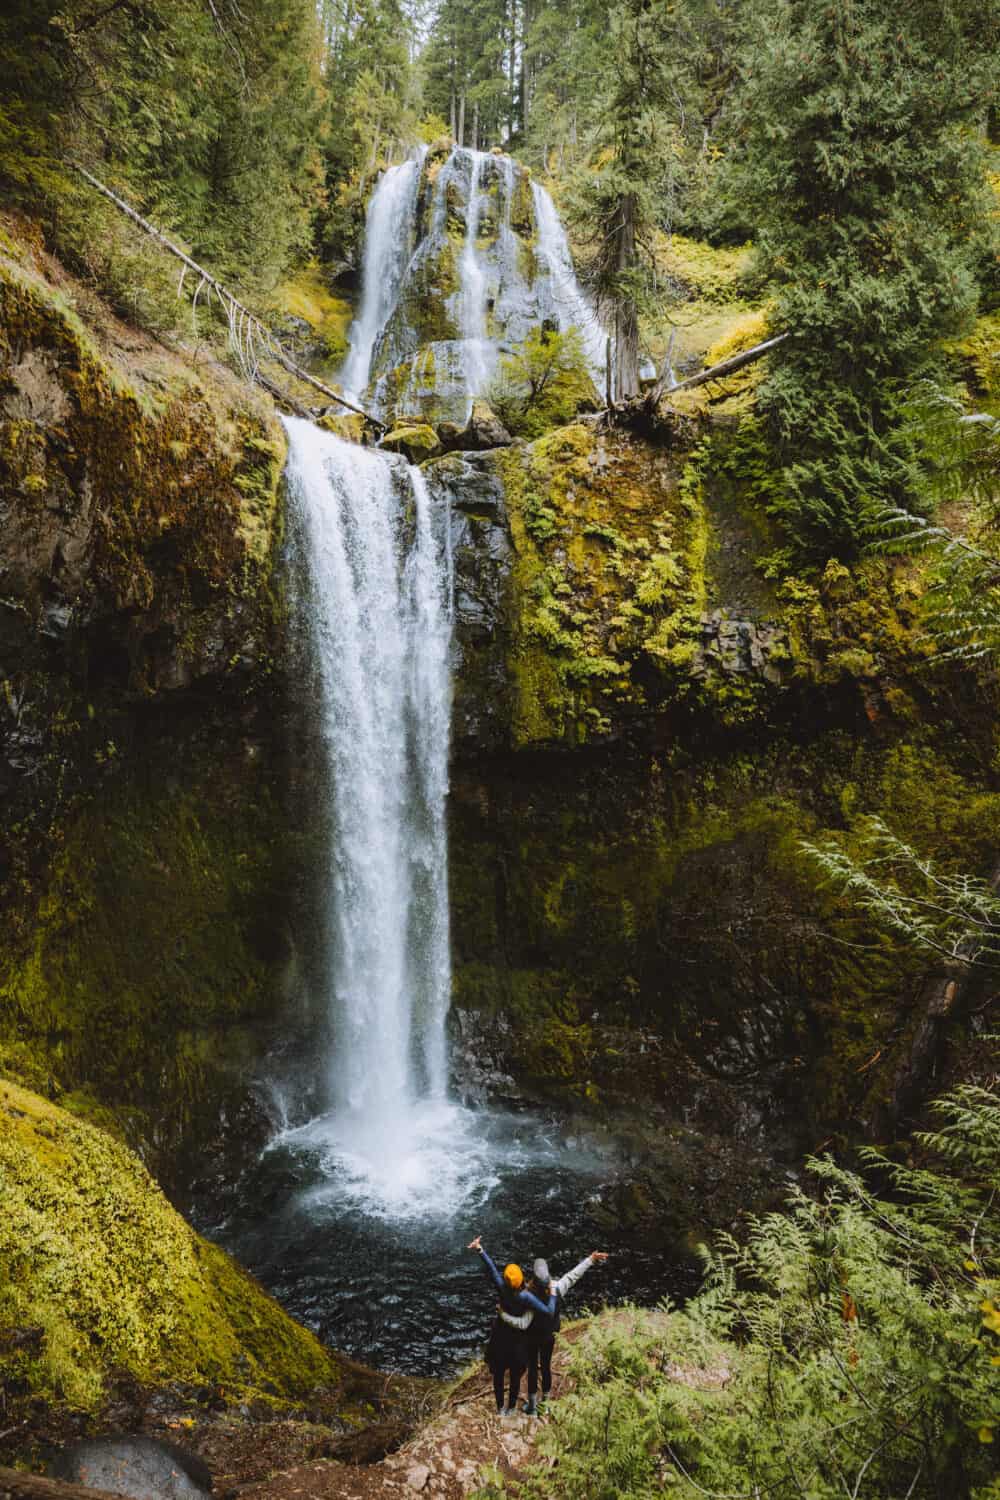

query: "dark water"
xmin=203 ymin=1101 xmax=701 ymax=1376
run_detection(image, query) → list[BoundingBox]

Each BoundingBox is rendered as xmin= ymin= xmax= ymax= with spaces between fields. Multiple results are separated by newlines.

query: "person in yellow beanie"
xmin=467 ymin=1234 xmax=556 ymax=1416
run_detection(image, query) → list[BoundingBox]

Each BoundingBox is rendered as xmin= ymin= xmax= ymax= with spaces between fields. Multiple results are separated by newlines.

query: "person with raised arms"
xmin=498 ymin=1249 xmax=609 ymax=1414
xmin=467 ymin=1234 xmax=557 ymax=1417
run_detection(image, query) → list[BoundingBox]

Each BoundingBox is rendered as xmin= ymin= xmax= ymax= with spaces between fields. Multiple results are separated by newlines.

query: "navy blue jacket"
xmin=478 ymin=1248 xmax=556 ymax=1318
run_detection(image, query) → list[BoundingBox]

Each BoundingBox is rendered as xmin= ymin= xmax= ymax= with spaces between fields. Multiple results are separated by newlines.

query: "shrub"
xmin=489 ymin=327 xmax=596 ymax=438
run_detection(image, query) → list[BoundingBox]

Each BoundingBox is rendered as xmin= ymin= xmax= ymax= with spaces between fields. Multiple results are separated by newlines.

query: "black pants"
xmin=527 ymin=1335 xmax=556 ymax=1397
xmin=492 ymin=1362 xmax=523 ymax=1411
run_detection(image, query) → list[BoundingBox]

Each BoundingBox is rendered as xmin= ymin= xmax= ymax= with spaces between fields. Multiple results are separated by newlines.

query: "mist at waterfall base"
xmin=200 ymin=158 xmax=697 ymax=1377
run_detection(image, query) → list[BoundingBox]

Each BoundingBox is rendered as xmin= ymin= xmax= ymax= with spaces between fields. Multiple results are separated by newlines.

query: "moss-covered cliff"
xmin=443 ymin=408 xmax=1000 ymax=1213
xmin=0 ymin=217 xmax=303 ymax=1182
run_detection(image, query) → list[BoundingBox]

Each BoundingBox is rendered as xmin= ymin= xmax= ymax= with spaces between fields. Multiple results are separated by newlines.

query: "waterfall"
xmin=531 ymin=181 xmax=609 ymax=383
xmin=282 ymin=416 xmax=453 ymax=1169
xmin=457 ymin=149 xmax=492 ymax=407
xmin=339 ymin=150 xmax=426 ymax=401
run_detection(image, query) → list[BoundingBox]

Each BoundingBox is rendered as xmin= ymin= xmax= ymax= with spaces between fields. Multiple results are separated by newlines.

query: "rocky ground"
xmin=227 ymin=1322 xmax=607 ymax=1500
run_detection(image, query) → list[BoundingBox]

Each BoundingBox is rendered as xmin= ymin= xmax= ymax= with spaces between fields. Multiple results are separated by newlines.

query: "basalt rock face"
xmin=442 ymin=413 xmax=1000 ymax=1207
xmin=0 ymin=227 xmax=305 ymax=1186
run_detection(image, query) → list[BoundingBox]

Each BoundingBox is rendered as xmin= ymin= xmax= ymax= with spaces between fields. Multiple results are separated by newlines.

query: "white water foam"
xmin=531 ymin=180 xmax=609 ymax=384
xmin=282 ymin=416 xmax=454 ymax=1208
xmin=340 ymin=149 xmax=426 ymax=400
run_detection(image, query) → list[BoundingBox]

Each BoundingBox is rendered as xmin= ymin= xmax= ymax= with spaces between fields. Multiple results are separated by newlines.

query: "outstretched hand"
xmin=590 ymin=1251 xmax=609 ymax=1262
xmin=467 ymin=1234 xmax=483 ymax=1252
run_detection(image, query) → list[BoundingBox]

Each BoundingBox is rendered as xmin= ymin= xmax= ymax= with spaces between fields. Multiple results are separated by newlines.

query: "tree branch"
xmin=67 ymin=160 xmax=383 ymax=432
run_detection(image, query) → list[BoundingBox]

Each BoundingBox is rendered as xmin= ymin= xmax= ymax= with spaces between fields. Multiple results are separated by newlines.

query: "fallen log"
xmin=67 ymin=161 xmax=384 ymax=432
xmin=645 ymin=330 xmax=790 ymax=409
xmin=0 ymin=1468 xmax=122 ymax=1500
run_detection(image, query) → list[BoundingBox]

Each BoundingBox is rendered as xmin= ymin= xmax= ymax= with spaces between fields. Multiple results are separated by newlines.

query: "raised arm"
xmin=555 ymin=1251 xmax=608 ymax=1298
xmin=499 ymin=1304 xmax=533 ymax=1330
xmin=468 ymin=1235 xmax=505 ymax=1294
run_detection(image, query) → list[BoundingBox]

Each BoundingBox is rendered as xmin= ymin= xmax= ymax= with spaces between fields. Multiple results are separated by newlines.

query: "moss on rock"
xmin=381 ymin=423 xmax=442 ymax=462
xmin=496 ymin=421 xmax=705 ymax=746
xmin=0 ymin=1080 xmax=346 ymax=1409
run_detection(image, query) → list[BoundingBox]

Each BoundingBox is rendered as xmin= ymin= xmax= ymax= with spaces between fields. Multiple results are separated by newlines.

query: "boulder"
xmin=381 ymin=423 xmax=442 ymax=463
xmin=453 ymin=399 xmax=513 ymax=452
xmin=318 ymin=409 xmax=368 ymax=444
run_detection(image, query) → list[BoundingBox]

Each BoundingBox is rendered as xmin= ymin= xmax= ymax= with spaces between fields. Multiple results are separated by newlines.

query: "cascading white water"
xmin=531 ymin=181 xmax=609 ymax=383
xmin=457 ymin=149 xmax=492 ymax=407
xmin=339 ymin=149 xmax=426 ymax=400
xmin=266 ymin=147 xmax=613 ymax=1220
xmin=281 ymin=416 xmax=458 ymax=1203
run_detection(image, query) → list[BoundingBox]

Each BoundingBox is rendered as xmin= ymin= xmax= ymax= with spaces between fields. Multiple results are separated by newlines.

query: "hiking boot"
xmin=501 ymin=1405 xmax=518 ymax=1419
xmin=522 ymin=1397 xmax=538 ymax=1416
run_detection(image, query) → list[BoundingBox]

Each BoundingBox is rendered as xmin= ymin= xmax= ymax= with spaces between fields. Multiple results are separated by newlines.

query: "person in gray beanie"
xmin=500 ymin=1250 xmax=608 ymax=1414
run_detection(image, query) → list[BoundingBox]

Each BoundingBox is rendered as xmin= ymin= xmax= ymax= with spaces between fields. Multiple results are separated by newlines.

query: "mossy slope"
xmin=0 ymin=1080 xmax=344 ymax=1410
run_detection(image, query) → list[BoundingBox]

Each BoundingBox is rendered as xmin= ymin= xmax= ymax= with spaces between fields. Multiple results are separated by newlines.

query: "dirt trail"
xmin=230 ymin=1334 xmax=590 ymax=1500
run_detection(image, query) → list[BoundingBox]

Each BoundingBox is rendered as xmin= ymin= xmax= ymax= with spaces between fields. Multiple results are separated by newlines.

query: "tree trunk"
xmin=472 ymin=99 xmax=479 ymax=151
xmin=458 ymin=93 xmax=466 ymax=147
xmin=450 ymin=89 xmax=457 ymax=142
xmin=612 ymin=192 xmax=639 ymax=402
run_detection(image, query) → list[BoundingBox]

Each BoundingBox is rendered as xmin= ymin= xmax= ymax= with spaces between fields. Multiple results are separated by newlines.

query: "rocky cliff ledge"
xmin=439 ymin=411 xmax=1000 ymax=1224
xmin=0 ymin=217 xmax=301 ymax=1186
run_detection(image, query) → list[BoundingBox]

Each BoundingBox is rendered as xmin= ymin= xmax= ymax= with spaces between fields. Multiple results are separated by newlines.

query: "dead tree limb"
xmin=67 ymin=161 xmax=384 ymax=432
xmin=882 ymin=860 xmax=1000 ymax=1134
xmin=645 ymin=330 xmax=790 ymax=410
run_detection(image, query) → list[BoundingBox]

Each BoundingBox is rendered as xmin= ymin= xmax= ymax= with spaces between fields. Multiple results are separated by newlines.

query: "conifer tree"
xmin=565 ymin=0 xmax=712 ymax=401
xmin=734 ymin=0 xmax=997 ymax=555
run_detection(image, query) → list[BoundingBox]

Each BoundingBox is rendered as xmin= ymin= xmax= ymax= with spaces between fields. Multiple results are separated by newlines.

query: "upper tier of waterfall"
xmin=340 ymin=143 xmax=608 ymax=426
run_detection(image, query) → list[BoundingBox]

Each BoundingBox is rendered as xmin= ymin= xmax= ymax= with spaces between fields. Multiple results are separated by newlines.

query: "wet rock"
xmin=452 ymin=400 xmax=512 ymax=452
xmin=381 ymin=424 xmax=442 ymax=463
xmin=692 ymin=610 xmax=789 ymax=683
xmin=49 ymin=1437 xmax=212 ymax=1500
xmin=425 ymin=452 xmax=513 ymax=749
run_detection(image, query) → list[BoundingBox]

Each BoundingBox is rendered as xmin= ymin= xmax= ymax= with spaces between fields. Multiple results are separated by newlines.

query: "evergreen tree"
xmin=565 ymin=0 xmax=713 ymax=401
xmin=0 ymin=0 xmax=327 ymax=293
xmin=734 ymin=0 xmax=998 ymax=556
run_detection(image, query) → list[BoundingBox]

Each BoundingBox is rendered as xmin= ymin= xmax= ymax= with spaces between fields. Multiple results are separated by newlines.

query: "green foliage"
xmin=318 ymin=0 xmax=421 ymax=260
xmin=875 ymin=387 xmax=1000 ymax=660
xmin=805 ymin=815 xmax=1000 ymax=969
xmin=563 ymin=0 xmax=716 ymax=399
xmin=0 ymin=0 xmax=326 ymax=298
xmin=491 ymin=1078 xmax=1000 ymax=1499
xmin=732 ymin=0 xmax=998 ymax=556
xmin=489 ymin=326 xmax=594 ymax=437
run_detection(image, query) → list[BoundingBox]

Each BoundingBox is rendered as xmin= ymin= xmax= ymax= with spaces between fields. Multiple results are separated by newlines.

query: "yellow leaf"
xmin=978 ymin=1427 xmax=994 ymax=1445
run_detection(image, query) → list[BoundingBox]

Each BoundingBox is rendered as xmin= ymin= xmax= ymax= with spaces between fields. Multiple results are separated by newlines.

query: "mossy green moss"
xmin=0 ymin=750 xmax=295 ymax=1166
xmin=0 ymin=239 xmax=285 ymax=629
xmin=271 ymin=264 xmax=353 ymax=367
xmin=0 ymin=1080 xmax=345 ymax=1409
xmin=451 ymin=720 xmax=1000 ymax=1134
xmin=0 ymin=228 xmax=294 ymax=1167
xmin=496 ymin=422 xmax=706 ymax=746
